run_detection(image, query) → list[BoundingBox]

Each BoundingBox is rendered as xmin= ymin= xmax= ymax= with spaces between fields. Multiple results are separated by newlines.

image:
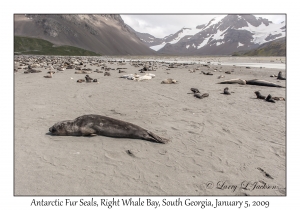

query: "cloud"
xmin=122 ymin=15 xmax=216 ymax=38
xmin=255 ymin=15 xmax=286 ymax=23
xmin=122 ymin=14 xmax=286 ymax=38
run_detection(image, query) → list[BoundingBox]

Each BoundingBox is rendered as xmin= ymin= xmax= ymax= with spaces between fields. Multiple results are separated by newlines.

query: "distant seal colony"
xmin=49 ymin=114 xmax=170 ymax=144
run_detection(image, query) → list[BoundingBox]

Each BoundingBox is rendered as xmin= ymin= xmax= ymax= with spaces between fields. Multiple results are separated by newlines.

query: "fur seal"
xmin=77 ymin=79 xmax=85 ymax=83
xmin=194 ymin=93 xmax=209 ymax=99
xmin=277 ymin=71 xmax=286 ymax=80
xmin=218 ymin=79 xmax=246 ymax=85
xmin=223 ymin=87 xmax=231 ymax=95
xmin=266 ymin=94 xmax=276 ymax=103
xmin=93 ymin=79 xmax=98 ymax=82
xmin=254 ymin=91 xmax=266 ymax=99
xmin=190 ymin=88 xmax=200 ymax=94
xmin=85 ymin=75 xmax=93 ymax=82
xmin=24 ymin=69 xmax=42 ymax=73
xmin=104 ymin=72 xmax=111 ymax=76
xmin=246 ymin=79 xmax=284 ymax=88
xmin=161 ymin=78 xmax=178 ymax=84
xmin=201 ymin=71 xmax=213 ymax=75
xmin=75 ymin=70 xmax=92 ymax=74
xmin=49 ymin=114 xmax=169 ymax=144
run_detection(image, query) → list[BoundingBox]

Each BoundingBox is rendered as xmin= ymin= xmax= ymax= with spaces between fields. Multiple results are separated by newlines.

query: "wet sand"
xmin=14 ymin=56 xmax=286 ymax=196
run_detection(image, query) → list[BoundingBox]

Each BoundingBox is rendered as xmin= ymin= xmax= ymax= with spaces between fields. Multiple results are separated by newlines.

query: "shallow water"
xmin=213 ymin=62 xmax=286 ymax=70
xmin=103 ymin=56 xmax=286 ymax=70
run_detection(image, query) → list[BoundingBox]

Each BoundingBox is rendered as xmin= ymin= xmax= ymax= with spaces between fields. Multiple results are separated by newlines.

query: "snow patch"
xmin=212 ymin=27 xmax=228 ymax=40
xmin=150 ymin=42 xmax=167 ymax=51
xmin=216 ymin=41 xmax=225 ymax=46
xmin=205 ymin=15 xmax=226 ymax=28
xmin=237 ymin=42 xmax=244 ymax=47
xmin=168 ymin=27 xmax=201 ymax=45
xmin=238 ymin=21 xmax=285 ymax=44
xmin=197 ymin=35 xmax=213 ymax=49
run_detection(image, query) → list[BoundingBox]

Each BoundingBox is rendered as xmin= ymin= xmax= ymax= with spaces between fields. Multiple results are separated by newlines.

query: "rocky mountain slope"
xmin=132 ymin=15 xmax=286 ymax=55
xmin=14 ymin=36 xmax=101 ymax=56
xmin=14 ymin=14 xmax=155 ymax=55
xmin=233 ymin=37 xmax=286 ymax=56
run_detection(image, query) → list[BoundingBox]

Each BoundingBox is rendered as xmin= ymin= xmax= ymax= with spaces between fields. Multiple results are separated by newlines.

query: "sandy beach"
xmin=14 ymin=56 xmax=286 ymax=196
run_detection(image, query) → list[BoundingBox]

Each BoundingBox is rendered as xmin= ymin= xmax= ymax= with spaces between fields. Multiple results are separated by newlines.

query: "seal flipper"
xmin=146 ymin=131 xmax=170 ymax=144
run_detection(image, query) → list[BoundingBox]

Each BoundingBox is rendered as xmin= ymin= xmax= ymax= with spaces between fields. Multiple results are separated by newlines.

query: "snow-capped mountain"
xmin=133 ymin=15 xmax=286 ymax=55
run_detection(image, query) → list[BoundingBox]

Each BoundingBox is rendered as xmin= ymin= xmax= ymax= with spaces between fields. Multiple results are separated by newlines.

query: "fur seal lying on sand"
xmin=161 ymin=78 xmax=178 ymax=84
xmin=49 ymin=114 xmax=169 ymax=144
xmin=201 ymin=71 xmax=213 ymax=75
xmin=218 ymin=79 xmax=246 ymax=85
xmin=190 ymin=88 xmax=200 ymax=94
xmin=194 ymin=93 xmax=209 ymax=99
xmin=255 ymin=91 xmax=285 ymax=101
xmin=75 ymin=70 xmax=92 ymax=74
xmin=277 ymin=71 xmax=286 ymax=80
xmin=219 ymin=79 xmax=284 ymax=87
xmin=24 ymin=69 xmax=42 ymax=74
xmin=77 ymin=79 xmax=85 ymax=83
xmin=246 ymin=79 xmax=284 ymax=88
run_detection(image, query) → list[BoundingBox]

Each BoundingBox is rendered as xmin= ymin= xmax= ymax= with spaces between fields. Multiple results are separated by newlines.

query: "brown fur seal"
xmin=85 ymin=75 xmax=93 ymax=82
xmin=190 ymin=88 xmax=200 ymax=94
xmin=266 ymin=94 xmax=276 ymax=103
xmin=49 ymin=114 xmax=169 ymax=144
xmin=246 ymin=79 xmax=284 ymax=88
xmin=104 ymin=72 xmax=111 ymax=76
xmin=24 ymin=69 xmax=42 ymax=74
xmin=277 ymin=71 xmax=286 ymax=80
xmin=223 ymin=87 xmax=231 ymax=95
xmin=194 ymin=93 xmax=209 ymax=99
xmin=218 ymin=79 xmax=246 ymax=85
xmin=75 ymin=70 xmax=92 ymax=74
xmin=77 ymin=79 xmax=85 ymax=83
xmin=201 ymin=71 xmax=213 ymax=75
xmin=254 ymin=91 xmax=266 ymax=99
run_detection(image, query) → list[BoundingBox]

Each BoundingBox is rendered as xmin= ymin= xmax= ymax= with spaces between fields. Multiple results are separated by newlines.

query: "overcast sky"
xmin=121 ymin=15 xmax=286 ymax=38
